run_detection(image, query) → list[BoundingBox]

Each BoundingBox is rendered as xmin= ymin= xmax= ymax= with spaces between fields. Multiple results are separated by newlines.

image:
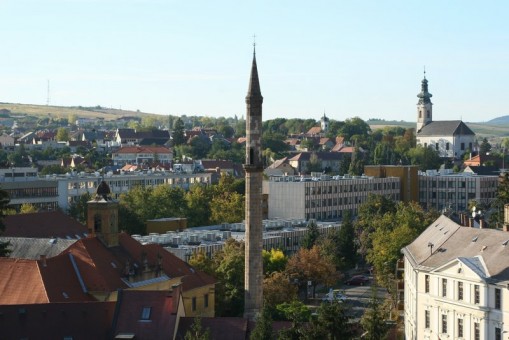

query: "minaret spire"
xmin=244 ymin=44 xmax=264 ymax=320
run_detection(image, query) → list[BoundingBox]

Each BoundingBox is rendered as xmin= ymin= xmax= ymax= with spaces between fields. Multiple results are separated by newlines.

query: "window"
xmin=442 ymin=278 xmax=447 ymax=297
xmin=140 ymin=307 xmax=151 ymax=320
xmin=461 ymin=142 xmax=465 ymax=150
xmin=458 ymin=318 xmax=463 ymax=338
xmin=496 ymin=327 xmax=502 ymax=340
xmin=442 ymin=314 xmax=447 ymax=334
xmin=458 ymin=282 xmax=463 ymax=300
xmin=436 ymin=143 xmax=439 ymax=151
xmin=425 ymin=310 xmax=430 ymax=329
xmin=446 ymin=142 xmax=450 ymax=151
xmin=192 ymin=297 xmax=197 ymax=311
xmin=427 ymin=110 xmax=430 ymax=118
xmin=204 ymin=294 xmax=209 ymax=308
xmin=474 ymin=322 xmax=480 ymax=340
xmin=474 ymin=285 xmax=480 ymax=304
xmin=425 ymin=275 xmax=430 ymax=293
xmin=495 ymin=288 xmax=501 ymax=309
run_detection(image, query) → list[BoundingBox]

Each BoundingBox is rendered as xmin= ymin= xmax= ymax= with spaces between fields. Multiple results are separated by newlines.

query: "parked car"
xmin=322 ymin=288 xmax=347 ymax=302
xmin=345 ymin=275 xmax=370 ymax=286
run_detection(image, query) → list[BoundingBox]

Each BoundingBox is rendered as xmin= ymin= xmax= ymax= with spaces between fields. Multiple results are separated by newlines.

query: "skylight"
xmin=140 ymin=307 xmax=151 ymax=320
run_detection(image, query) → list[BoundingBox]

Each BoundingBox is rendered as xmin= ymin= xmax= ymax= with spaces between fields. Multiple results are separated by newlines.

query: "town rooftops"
xmin=403 ymin=215 xmax=509 ymax=281
xmin=0 ymin=237 xmax=77 ymax=259
xmin=417 ymin=120 xmax=475 ymax=136
xmin=3 ymin=211 xmax=88 ymax=239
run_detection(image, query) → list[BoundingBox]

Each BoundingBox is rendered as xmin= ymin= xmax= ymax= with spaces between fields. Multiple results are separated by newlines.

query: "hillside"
xmin=0 ymin=103 xmax=155 ymax=121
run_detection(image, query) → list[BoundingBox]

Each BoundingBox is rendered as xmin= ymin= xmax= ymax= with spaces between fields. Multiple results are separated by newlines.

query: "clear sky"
xmin=0 ymin=0 xmax=508 ymax=123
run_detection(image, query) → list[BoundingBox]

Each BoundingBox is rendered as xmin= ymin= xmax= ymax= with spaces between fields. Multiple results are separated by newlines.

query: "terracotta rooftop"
xmin=0 ymin=258 xmax=48 ymax=304
xmin=114 ymin=146 xmax=172 ymax=154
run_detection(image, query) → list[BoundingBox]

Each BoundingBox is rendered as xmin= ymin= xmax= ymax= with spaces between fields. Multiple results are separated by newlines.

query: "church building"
xmin=415 ymin=74 xmax=476 ymax=159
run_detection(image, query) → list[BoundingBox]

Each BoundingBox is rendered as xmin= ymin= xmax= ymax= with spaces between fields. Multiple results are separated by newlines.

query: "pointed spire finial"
xmin=253 ymin=34 xmax=256 ymax=54
xmin=423 ymin=65 xmax=426 ymax=79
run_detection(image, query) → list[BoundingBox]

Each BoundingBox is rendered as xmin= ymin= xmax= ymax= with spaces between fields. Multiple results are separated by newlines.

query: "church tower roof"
xmin=417 ymin=72 xmax=433 ymax=105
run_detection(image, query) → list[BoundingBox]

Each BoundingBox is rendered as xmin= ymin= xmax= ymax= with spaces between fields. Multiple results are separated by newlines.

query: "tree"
xmin=262 ymin=248 xmax=288 ymax=275
xmin=263 ymin=271 xmax=298 ymax=308
xmin=56 ymin=127 xmax=70 ymax=142
xmin=210 ymin=191 xmax=244 ymax=224
xmin=479 ymin=137 xmax=492 ymax=156
xmin=184 ymin=317 xmax=210 ymax=340
xmin=303 ymin=300 xmax=353 ymax=339
xmin=360 ymin=288 xmax=391 ymax=340
xmin=407 ymin=145 xmax=441 ymax=171
xmin=189 ymin=251 xmax=215 ymax=276
xmin=68 ymin=192 xmax=92 ymax=223
xmin=185 ymin=184 xmax=212 ymax=227
xmin=19 ymin=203 xmax=38 ymax=214
xmin=212 ymin=238 xmax=245 ymax=316
xmin=306 ymin=152 xmax=322 ymax=173
xmin=275 ymin=300 xmax=310 ymax=339
xmin=172 ymin=118 xmax=186 ymax=146
xmin=320 ymin=211 xmax=357 ymax=270
xmin=285 ymin=245 xmax=338 ymax=298
xmin=0 ymin=186 xmax=11 ymax=256
xmin=250 ymin=306 xmax=275 ymax=340
xmin=301 ymin=219 xmax=320 ymax=249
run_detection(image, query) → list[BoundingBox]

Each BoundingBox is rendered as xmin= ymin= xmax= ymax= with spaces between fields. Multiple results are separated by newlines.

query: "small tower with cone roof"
xmin=416 ymin=70 xmax=433 ymax=132
xmin=87 ymin=180 xmax=119 ymax=247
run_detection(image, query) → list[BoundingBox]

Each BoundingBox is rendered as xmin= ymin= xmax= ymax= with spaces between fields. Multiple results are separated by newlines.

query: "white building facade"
xmin=402 ymin=215 xmax=509 ymax=340
xmin=267 ymin=174 xmax=400 ymax=221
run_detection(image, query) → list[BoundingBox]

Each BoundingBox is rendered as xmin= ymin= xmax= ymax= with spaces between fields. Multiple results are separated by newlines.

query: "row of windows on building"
xmin=304 ymin=181 xmax=399 ymax=196
xmin=423 ymin=142 xmax=473 ymax=151
xmin=424 ymin=312 xmax=496 ymax=340
xmin=419 ymin=180 xmax=496 ymax=189
xmin=425 ymin=275 xmax=501 ymax=308
xmin=6 ymin=187 xmax=58 ymax=198
xmin=419 ymin=191 xmax=477 ymax=200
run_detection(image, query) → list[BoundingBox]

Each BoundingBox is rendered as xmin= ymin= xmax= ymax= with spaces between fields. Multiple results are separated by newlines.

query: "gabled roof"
xmin=0 ymin=301 xmax=115 ymax=340
xmin=113 ymin=289 xmax=179 ymax=340
xmin=0 ymin=237 xmax=76 ymax=259
xmin=3 ymin=211 xmax=88 ymax=239
xmin=417 ymin=120 xmax=475 ymax=136
xmin=0 ymin=259 xmax=48 ymax=304
xmin=267 ymin=157 xmax=289 ymax=169
xmin=306 ymin=126 xmax=322 ymax=135
xmin=403 ymin=215 xmax=509 ymax=281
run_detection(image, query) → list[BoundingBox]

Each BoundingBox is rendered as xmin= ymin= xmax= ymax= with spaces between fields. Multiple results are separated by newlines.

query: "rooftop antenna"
xmin=46 ymin=79 xmax=51 ymax=106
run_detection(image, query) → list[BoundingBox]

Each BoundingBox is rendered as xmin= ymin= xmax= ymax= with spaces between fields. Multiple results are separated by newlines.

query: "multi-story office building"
xmin=402 ymin=214 xmax=509 ymax=340
xmin=267 ymin=174 xmax=400 ymax=221
xmin=418 ymin=169 xmax=498 ymax=213
xmin=0 ymin=168 xmax=211 ymax=211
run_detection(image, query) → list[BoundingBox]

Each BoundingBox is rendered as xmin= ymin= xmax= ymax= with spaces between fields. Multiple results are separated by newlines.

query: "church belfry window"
xmin=94 ymin=214 xmax=102 ymax=232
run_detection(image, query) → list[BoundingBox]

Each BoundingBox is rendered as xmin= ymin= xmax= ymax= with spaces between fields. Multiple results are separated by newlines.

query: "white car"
xmin=322 ymin=289 xmax=347 ymax=303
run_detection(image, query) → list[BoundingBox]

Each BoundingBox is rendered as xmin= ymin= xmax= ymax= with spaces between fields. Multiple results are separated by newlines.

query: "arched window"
xmin=94 ymin=214 xmax=102 ymax=232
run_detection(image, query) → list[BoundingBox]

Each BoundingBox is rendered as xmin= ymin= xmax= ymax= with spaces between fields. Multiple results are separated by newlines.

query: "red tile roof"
xmin=0 ymin=258 xmax=48 ymax=304
xmin=3 ymin=211 xmax=88 ymax=239
xmin=306 ymin=126 xmax=322 ymax=135
xmin=113 ymin=290 xmax=179 ymax=340
xmin=115 ymin=146 xmax=171 ymax=154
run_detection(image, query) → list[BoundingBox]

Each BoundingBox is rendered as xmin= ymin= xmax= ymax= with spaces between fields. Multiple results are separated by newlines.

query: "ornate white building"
xmin=415 ymin=74 xmax=476 ymax=159
xmin=402 ymin=214 xmax=509 ymax=340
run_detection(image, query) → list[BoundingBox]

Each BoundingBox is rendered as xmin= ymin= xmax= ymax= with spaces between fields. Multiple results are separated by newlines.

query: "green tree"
xmin=185 ymin=184 xmax=211 ymax=227
xmin=189 ymin=136 xmax=211 ymax=159
xmin=184 ymin=317 xmax=210 ymax=340
xmin=172 ymin=118 xmax=186 ymax=146
xmin=56 ymin=127 xmax=70 ymax=141
xmin=263 ymin=271 xmax=298 ymax=308
xmin=68 ymin=192 xmax=92 ymax=223
xmin=0 ymin=186 xmax=11 ymax=256
xmin=210 ymin=191 xmax=244 ymax=224
xmin=262 ymin=248 xmax=288 ymax=275
xmin=407 ymin=145 xmax=441 ymax=171
xmin=479 ymin=137 xmax=492 ymax=156
xmin=275 ymin=300 xmax=310 ymax=339
xmin=360 ymin=288 xmax=391 ymax=340
xmin=19 ymin=203 xmax=38 ymax=214
xmin=301 ymin=219 xmax=320 ymax=249
xmin=303 ymin=300 xmax=353 ymax=339
xmin=189 ymin=251 xmax=215 ymax=276
xmin=250 ymin=306 xmax=275 ymax=340
xmin=306 ymin=152 xmax=322 ymax=173
xmin=213 ymin=238 xmax=245 ymax=316
xmin=320 ymin=211 xmax=357 ymax=270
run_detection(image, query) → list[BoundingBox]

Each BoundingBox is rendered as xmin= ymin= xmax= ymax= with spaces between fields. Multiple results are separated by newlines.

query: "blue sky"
xmin=0 ymin=0 xmax=508 ymax=123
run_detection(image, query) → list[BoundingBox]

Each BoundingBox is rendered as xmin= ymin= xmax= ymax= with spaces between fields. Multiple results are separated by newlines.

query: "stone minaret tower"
xmin=243 ymin=46 xmax=264 ymax=320
xmin=416 ymin=71 xmax=433 ymax=132
xmin=87 ymin=180 xmax=119 ymax=247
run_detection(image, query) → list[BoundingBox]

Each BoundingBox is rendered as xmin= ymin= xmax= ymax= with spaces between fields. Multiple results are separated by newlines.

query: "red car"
xmin=345 ymin=275 xmax=370 ymax=286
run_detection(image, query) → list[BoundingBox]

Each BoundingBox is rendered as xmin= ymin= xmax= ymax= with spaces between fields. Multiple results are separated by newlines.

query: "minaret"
xmin=243 ymin=45 xmax=264 ymax=320
xmin=416 ymin=70 xmax=433 ymax=132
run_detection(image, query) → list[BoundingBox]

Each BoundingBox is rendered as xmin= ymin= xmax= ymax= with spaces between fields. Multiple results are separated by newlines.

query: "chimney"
xmin=40 ymin=255 xmax=47 ymax=267
xmin=469 ymin=218 xmax=474 ymax=228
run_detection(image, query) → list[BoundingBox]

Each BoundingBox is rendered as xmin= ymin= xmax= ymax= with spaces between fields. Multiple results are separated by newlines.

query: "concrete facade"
xmin=267 ymin=174 xmax=400 ymax=221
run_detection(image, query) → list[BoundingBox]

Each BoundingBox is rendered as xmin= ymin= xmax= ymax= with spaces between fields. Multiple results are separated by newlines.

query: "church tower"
xmin=320 ymin=112 xmax=329 ymax=133
xmin=87 ymin=180 xmax=119 ymax=247
xmin=416 ymin=72 xmax=433 ymax=132
xmin=243 ymin=46 xmax=264 ymax=320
